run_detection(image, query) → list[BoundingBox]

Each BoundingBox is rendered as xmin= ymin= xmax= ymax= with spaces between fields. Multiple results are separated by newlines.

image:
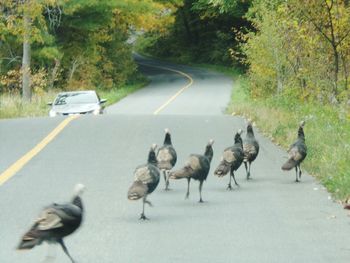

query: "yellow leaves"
xmin=0 ymin=70 xmax=22 ymax=93
xmin=111 ymin=0 xmax=175 ymax=32
xmin=31 ymin=69 xmax=48 ymax=96
xmin=1 ymin=0 xmax=49 ymax=42
xmin=92 ymin=29 xmax=112 ymax=43
xmin=0 ymin=68 xmax=48 ymax=95
xmin=240 ymin=0 xmax=350 ymax=102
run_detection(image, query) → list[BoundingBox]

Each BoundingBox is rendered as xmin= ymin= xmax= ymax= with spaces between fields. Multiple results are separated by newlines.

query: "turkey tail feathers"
xmin=169 ymin=168 xmax=190 ymax=180
xmin=17 ymin=228 xmax=42 ymax=250
xmin=281 ymin=158 xmax=297 ymax=171
xmin=157 ymin=162 xmax=172 ymax=170
xmin=17 ymin=238 xmax=39 ymax=250
xmin=127 ymin=181 xmax=148 ymax=200
xmin=214 ymin=162 xmax=230 ymax=177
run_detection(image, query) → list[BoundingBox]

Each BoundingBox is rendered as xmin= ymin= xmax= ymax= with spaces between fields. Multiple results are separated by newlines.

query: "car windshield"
xmin=54 ymin=92 xmax=98 ymax=105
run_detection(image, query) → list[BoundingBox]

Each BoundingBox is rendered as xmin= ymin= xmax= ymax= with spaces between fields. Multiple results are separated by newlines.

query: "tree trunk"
xmin=68 ymin=58 xmax=80 ymax=83
xmin=332 ymin=43 xmax=339 ymax=96
xmin=340 ymin=53 xmax=348 ymax=91
xmin=49 ymin=58 xmax=61 ymax=89
xmin=22 ymin=13 xmax=31 ymax=102
xmin=324 ymin=0 xmax=339 ymax=96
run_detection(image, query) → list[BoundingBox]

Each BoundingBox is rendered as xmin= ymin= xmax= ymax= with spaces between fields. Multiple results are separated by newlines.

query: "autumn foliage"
xmin=0 ymin=0 xmax=173 ymax=98
xmin=239 ymin=0 xmax=350 ymax=105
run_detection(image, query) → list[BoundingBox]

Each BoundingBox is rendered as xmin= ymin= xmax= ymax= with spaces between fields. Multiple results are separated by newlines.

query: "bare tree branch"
xmin=44 ymin=5 xmax=62 ymax=29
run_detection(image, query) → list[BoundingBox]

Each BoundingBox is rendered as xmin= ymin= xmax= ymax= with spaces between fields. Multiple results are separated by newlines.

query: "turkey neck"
xmin=234 ymin=134 xmax=243 ymax=147
xmin=298 ymin=126 xmax=305 ymax=141
xmin=204 ymin=145 xmax=213 ymax=163
xmin=164 ymin=133 xmax=172 ymax=145
xmin=148 ymin=150 xmax=157 ymax=165
xmin=72 ymin=195 xmax=83 ymax=210
xmin=247 ymin=125 xmax=255 ymax=138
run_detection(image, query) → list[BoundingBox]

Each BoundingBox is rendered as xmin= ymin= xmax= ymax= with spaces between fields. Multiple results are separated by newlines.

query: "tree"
xmin=239 ymin=0 xmax=350 ymax=103
xmin=0 ymin=0 xmax=172 ymax=94
xmin=288 ymin=0 xmax=350 ymax=98
xmin=140 ymin=0 xmax=250 ymax=65
xmin=1 ymin=0 xmax=62 ymax=101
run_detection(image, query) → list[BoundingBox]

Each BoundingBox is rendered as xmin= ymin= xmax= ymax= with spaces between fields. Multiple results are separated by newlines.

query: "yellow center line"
xmin=0 ymin=115 xmax=79 ymax=186
xmin=138 ymin=63 xmax=194 ymax=115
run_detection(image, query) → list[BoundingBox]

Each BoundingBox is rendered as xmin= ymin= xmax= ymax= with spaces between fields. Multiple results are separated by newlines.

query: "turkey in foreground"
xmin=243 ymin=121 xmax=260 ymax=180
xmin=128 ymin=144 xmax=160 ymax=220
xmin=281 ymin=121 xmax=307 ymax=182
xmin=156 ymin=128 xmax=177 ymax=190
xmin=214 ymin=130 xmax=244 ymax=190
xmin=169 ymin=139 xmax=214 ymax=202
xmin=17 ymin=183 xmax=85 ymax=263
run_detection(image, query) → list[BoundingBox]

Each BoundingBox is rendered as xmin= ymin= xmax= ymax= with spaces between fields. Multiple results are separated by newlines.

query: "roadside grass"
xmin=227 ymin=75 xmax=350 ymax=201
xmin=0 ymin=90 xmax=57 ymax=119
xmin=0 ymin=78 xmax=147 ymax=119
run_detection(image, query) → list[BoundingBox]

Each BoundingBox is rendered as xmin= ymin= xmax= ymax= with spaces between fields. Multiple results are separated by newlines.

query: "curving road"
xmin=107 ymin=54 xmax=232 ymax=115
xmin=0 ymin=56 xmax=349 ymax=263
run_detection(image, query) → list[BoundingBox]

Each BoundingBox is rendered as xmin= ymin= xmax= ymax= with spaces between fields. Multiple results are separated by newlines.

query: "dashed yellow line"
xmin=138 ymin=63 xmax=194 ymax=115
xmin=0 ymin=115 xmax=79 ymax=186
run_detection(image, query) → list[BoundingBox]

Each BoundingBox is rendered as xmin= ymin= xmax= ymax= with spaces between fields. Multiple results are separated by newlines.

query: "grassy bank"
xmin=0 ymin=79 xmax=147 ymax=119
xmin=227 ymin=75 xmax=350 ymax=200
xmin=0 ymin=90 xmax=58 ymax=119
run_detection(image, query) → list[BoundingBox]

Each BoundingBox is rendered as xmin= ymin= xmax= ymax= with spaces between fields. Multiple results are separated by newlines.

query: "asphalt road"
xmin=0 ymin=56 xmax=349 ymax=263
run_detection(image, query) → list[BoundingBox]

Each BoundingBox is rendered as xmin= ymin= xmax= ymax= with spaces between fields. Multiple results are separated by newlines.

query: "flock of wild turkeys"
xmin=16 ymin=121 xmax=307 ymax=263
xmin=127 ymin=120 xmax=307 ymax=221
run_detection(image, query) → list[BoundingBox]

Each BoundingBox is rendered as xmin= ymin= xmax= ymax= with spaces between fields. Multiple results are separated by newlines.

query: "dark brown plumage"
xmin=128 ymin=144 xmax=160 ymax=220
xmin=169 ymin=139 xmax=214 ymax=202
xmin=243 ymin=121 xmax=259 ymax=180
xmin=156 ymin=128 xmax=177 ymax=190
xmin=214 ymin=130 xmax=244 ymax=190
xmin=343 ymin=197 xmax=350 ymax=210
xmin=282 ymin=121 xmax=307 ymax=182
xmin=17 ymin=184 xmax=85 ymax=263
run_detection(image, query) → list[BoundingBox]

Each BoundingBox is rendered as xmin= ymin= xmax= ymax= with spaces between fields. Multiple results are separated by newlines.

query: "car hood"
xmin=52 ymin=103 xmax=99 ymax=114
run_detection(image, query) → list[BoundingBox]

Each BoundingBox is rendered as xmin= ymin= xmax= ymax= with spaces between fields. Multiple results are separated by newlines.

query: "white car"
xmin=48 ymin=90 xmax=107 ymax=117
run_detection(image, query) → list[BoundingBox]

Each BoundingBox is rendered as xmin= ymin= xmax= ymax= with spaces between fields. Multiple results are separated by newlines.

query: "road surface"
xmin=0 ymin=56 xmax=349 ymax=263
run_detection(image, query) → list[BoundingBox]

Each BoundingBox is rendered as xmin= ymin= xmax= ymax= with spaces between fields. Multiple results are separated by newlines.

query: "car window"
xmin=54 ymin=93 xmax=98 ymax=105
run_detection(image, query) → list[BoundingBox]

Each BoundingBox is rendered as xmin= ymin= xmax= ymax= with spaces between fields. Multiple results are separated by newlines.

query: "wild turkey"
xmin=17 ymin=183 xmax=85 ymax=263
xmin=169 ymin=139 xmax=214 ymax=202
xmin=156 ymin=128 xmax=177 ymax=190
xmin=243 ymin=121 xmax=260 ymax=180
xmin=128 ymin=144 xmax=160 ymax=220
xmin=282 ymin=121 xmax=307 ymax=182
xmin=343 ymin=197 xmax=350 ymax=210
xmin=214 ymin=130 xmax=244 ymax=190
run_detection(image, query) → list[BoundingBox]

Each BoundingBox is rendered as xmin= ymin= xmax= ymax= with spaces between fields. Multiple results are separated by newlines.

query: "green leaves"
xmin=241 ymin=0 xmax=350 ymax=103
xmin=0 ymin=0 xmax=172 ymax=92
xmin=137 ymin=0 xmax=251 ymax=66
